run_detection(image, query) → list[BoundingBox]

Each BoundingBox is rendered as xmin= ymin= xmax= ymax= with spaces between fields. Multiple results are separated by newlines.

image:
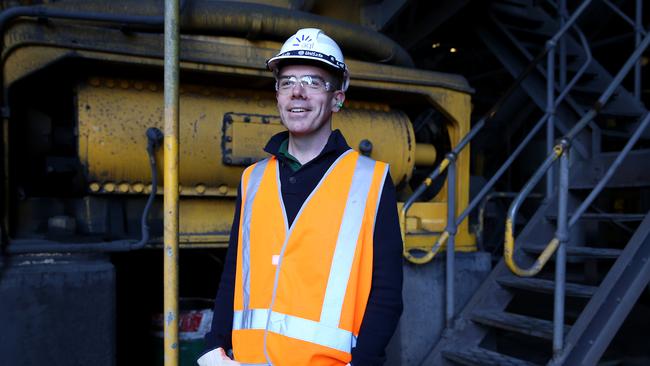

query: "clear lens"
xmin=276 ymin=75 xmax=332 ymax=94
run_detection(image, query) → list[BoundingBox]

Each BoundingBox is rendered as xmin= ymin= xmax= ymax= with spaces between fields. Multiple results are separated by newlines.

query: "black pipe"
xmin=1 ymin=0 xmax=413 ymax=67
xmin=0 ymin=0 xmax=192 ymax=30
xmin=5 ymin=127 xmax=163 ymax=254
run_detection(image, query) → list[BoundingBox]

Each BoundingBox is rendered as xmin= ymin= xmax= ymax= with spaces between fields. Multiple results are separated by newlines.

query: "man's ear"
xmin=332 ymin=91 xmax=346 ymax=112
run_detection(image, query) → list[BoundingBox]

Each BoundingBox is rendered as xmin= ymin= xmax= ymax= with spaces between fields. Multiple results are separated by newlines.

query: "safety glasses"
xmin=275 ymin=75 xmax=334 ymax=95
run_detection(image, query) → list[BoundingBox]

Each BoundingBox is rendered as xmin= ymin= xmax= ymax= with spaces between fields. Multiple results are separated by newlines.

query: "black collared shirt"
xmin=205 ymin=130 xmax=403 ymax=366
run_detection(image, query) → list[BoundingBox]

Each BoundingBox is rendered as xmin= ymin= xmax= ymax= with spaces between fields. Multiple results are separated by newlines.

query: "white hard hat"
xmin=267 ymin=28 xmax=350 ymax=91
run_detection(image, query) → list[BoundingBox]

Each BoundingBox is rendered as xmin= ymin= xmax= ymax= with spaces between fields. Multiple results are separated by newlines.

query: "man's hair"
xmin=275 ymin=59 xmax=344 ymax=91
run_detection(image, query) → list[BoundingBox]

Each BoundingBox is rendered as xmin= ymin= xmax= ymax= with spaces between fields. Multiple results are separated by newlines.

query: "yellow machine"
xmin=4 ymin=19 xmax=475 ymax=254
xmin=73 ymin=57 xmax=475 ymax=252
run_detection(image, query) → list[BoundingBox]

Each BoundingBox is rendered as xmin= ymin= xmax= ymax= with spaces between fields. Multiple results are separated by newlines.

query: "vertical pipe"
xmin=445 ymin=156 xmax=457 ymax=328
xmin=634 ymin=0 xmax=642 ymax=101
xmin=559 ymin=0 xmax=567 ymax=89
xmin=553 ymin=148 xmax=569 ymax=358
xmin=2 ymin=116 xmax=8 ymax=237
xmin=163 ymin=1 xmax=180 ymax=366
xmin=546 ymin=47 xmax=556 ymax=198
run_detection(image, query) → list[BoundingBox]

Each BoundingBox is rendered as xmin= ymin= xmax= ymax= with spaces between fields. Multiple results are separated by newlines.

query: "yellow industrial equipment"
xmin=75 ymin=62 xmax=474 ymax=252
xmin=2 ymin=6 xmax=475 ymax=254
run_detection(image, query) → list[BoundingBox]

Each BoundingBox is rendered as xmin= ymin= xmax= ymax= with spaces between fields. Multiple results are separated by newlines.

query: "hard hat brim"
xmin=267 ymin=51 xmax=347 ymax=73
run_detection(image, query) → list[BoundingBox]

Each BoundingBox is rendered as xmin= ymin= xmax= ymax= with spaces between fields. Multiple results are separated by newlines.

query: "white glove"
xmin=197 ymin=347 xmax=241 ymax=366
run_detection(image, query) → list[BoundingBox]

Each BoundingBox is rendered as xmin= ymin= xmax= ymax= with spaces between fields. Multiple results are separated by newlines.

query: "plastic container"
xmin=151 ymin=298 xmax=213 ymax=365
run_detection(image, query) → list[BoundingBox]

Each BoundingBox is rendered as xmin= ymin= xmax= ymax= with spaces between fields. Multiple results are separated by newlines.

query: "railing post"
xmin=446 ymin=153 xmax=458 ymax=328
xmin=634 ymin=0 xmax=642 ymax=102
xmin=163 ymin=0 xmax=180 ymax=365
xmin=553 ymin=142 xmax=569 ymax=359
xmin=559 ymin=0 xmax=567 ymax=89
xmin=546 ymin=43 xmax=556 ymax=198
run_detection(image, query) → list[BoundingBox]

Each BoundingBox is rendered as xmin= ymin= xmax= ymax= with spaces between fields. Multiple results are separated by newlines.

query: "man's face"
xmin=276 ymin=64 xmax=345 ymax=137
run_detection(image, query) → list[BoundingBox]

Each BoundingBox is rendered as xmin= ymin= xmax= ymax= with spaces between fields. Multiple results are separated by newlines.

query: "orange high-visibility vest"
xmin=231 ymin=149 xmax=388 ymax=366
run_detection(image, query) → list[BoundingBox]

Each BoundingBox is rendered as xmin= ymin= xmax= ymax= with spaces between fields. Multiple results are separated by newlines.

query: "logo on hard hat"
xmin=293 ymin=34 xmax=314 ymax=50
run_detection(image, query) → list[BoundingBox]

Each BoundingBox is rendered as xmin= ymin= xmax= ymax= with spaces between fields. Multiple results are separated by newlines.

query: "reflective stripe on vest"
xmin=233 ymin=309 xmax=357 ymax=353
xmin=241 ymin=158 xmax=270 ymax=314
xmin=320 ymin=155 xmax=376 ymax=327
xmin=236 ymin=150 xmax=381 ymax=354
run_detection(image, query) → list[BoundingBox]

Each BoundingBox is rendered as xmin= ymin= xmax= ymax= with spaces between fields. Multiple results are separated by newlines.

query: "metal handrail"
xmin=400 ymin=46 xmax=549 ymax=249
xmin=544 ymin=0 xmax=593 ymax=194
xmin=549 ymin=111 xmax=650 ymax=359
xmin=504 ymin=141 xmax=567 ymax=276
xmin=568 ymin=112 xmax=650 ymax=228
xmin=602 ymin=0 xmax=647 ymax=37
xmin=477 ymin=192 xmax=544 ymax=252
xmin=402 ymin=1 xmax=594 ymax=264
xmin=504 ymin=29 xmax=650 ymax=277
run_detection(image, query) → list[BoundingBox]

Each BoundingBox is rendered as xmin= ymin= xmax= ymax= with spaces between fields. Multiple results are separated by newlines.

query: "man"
xmin=199 ymin=28 xmax=403 ymax=366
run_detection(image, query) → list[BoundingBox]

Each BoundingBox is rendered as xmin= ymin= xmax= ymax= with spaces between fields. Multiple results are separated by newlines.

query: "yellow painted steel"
xmin=163 ymin=135 xmax=180 ymax=364
xmin=403 ymin=231 xmax=448 ymax=264
xmin=504 ymin=219 xmax=560 ymax=277
xmin=398 ymin=201 xmax=475 ymax=255
xmin=414 ymin=144 xmax=437 ymax=166
xmin=332 ymin=106 xmax=415 ymax=184
xmin=386 ymin=79 xmax=475 ymax=254
xmin=163 ymin=0 xmax=180 ymax=364
xmin=503 ymin=144 xmax=564 ymax=276
xmin=178 ymin=199 xmax=234 ymax=245
xmin=438 ymin=157 xmax=451 ymax=173
xmin=77 ymin=79 xmax=415 ymax=190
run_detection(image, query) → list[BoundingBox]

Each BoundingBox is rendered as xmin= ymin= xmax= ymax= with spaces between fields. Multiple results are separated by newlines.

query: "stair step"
xmin=471 ymin=310 xmax=567 ymax=340
xmin=497 ymin=276 xmax=597 ymax=298
xmin=570 ymin=149 xmax=650 ymax=189
xmin=443 ymin=347 xmax=537 ymax=366
xmin=546 ymin=212 xmax=646 ymax=222
xmin=523 ymin=245 xmax=622 ymax=259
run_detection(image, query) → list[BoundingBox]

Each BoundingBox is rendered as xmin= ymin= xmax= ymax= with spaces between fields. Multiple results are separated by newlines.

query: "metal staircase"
xmin=406 ymin=0 xmax=650 ymax=364
xmin=431 ymin=207 xmax=650 ymax=365
xmin=478 ymin=0 xmax=646 ymax=159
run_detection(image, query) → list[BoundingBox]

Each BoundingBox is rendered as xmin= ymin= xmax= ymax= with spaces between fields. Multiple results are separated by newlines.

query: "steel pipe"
xmin=38 ymin=0 xmax=413 ymax=67
xmin=553 ymin=151 xmax=569 ymax=357
xmin=163 ymin=0 xmax=180 ymax=365
xmin=445 ymin=159 xmax=457 ymax=327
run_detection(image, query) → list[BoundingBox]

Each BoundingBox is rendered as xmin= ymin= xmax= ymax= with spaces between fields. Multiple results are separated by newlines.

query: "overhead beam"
xmin=361 ymin=0 xmax=410 ymax=31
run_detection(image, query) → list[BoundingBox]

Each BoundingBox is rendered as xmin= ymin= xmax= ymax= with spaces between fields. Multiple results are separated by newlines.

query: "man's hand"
xmin=197 ymin=347 xmax=241 ymax=366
